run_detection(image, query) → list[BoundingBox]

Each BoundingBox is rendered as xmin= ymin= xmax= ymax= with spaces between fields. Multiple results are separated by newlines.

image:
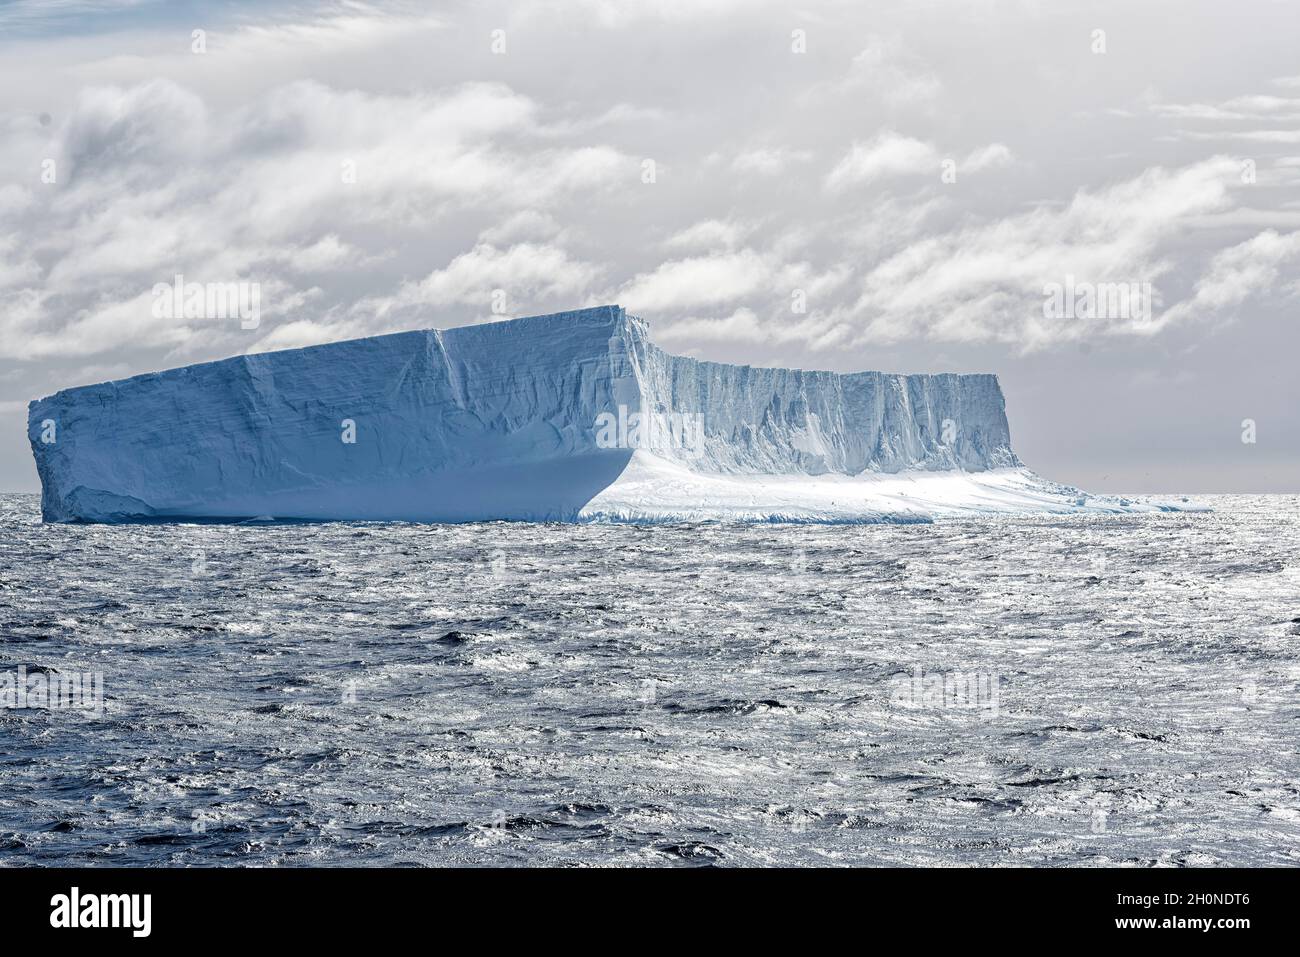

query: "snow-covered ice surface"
xmin=27 ymin=304 xmax=1188 ymax=524
xmin=2 ymin=491 xmax=1297 ymax=867
xmin=582 ymin=453 xmax=1197 ymax=523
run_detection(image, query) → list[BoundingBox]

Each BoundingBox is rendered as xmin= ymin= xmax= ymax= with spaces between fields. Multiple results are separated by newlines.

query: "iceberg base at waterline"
xmin=579 ymin=452 xmax=1194 ymax=524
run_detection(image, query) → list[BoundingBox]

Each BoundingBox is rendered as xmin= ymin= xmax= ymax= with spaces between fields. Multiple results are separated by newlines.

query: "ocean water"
xmin=2 ymin=492 xmax=1298 ymax=867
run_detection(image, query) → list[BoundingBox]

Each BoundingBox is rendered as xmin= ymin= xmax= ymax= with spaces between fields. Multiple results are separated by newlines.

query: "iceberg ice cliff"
xmin=28 ymin=305 xmax=1185 ymax=523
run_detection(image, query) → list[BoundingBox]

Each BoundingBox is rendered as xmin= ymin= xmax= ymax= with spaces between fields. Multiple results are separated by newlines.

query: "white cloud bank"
xmin=0 ymin=0 xmax=1295 ymax=373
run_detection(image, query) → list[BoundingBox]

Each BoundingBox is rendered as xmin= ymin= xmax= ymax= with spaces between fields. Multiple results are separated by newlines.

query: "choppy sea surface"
xmin=2 ymin=492 xmax=1298 ymax=867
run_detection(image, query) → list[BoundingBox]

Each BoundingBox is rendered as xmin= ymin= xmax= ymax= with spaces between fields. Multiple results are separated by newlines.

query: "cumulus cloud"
xmin=825 ymin=133 xmax=1010 ymax=190
xmin=1156 ymin=229 xmax=1300 ymax=330
xmin=836 ymin=36 xmax=942 ymax=107
xmin=363 ymin=242 xmax=601 ymax=318
xmin=962 ymin=143 xmax=1013 ymax=173
xmin=843 ymin=158 xmax=1246 ymax=349
xmin=0 ymin=0 xmax=1296 ymax=419
xmin=825 ymin=132 xmax=938 ymax=190
xmin=656 ymin=307 xmax=768 ymax=343
xmin=0 ymin=71 xmax=631 ymax=361
xmin=617 ymin=250 xmax=769 ymax=312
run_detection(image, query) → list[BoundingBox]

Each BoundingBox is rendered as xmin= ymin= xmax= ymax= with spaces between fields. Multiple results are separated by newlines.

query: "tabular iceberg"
xmin=28 ymin=305 xmax=1183 ymax=524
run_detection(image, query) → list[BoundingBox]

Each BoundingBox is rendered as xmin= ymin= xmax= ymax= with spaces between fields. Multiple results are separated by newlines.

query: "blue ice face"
xmin=29 ymin=305 xmax=1025 ymax=523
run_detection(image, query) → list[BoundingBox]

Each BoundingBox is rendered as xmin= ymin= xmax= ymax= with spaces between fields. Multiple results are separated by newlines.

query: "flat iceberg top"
xmin=27 ymin=304 xmax=1196 ymax=524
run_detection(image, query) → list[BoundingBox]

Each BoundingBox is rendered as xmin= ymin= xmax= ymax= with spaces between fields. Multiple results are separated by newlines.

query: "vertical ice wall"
xmin=28 ymin=307 xmax=635 ymax=522
xmin=619 ymin=311 xmax=1018 ymax=474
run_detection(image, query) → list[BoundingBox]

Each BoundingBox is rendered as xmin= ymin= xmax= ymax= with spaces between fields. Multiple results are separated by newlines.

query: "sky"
xmin=1 ymin=0 xmax=1297 ymax=493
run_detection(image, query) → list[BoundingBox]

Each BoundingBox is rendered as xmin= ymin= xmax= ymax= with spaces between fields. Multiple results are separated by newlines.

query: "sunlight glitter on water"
xmin=1 ymin=493 xmax=1298 ymax=866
